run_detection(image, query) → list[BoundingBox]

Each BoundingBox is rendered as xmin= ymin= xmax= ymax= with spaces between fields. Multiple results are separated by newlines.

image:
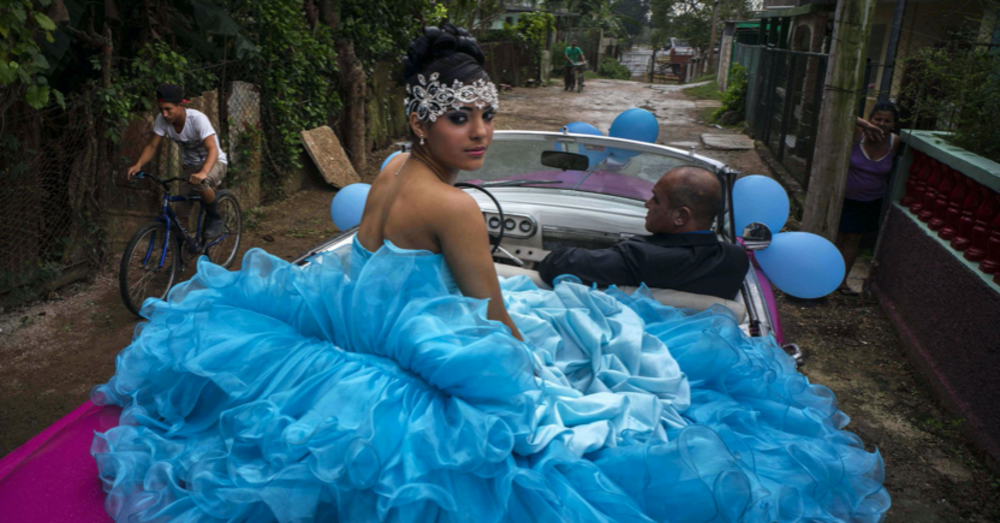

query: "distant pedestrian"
xmin=563 ymin=40 xmax=586 ymax=91
xmin=836 ymin=101 xmax=899 ymax=295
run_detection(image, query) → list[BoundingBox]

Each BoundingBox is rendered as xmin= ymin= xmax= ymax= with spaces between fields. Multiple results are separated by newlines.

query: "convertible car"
xmin=0 ymin=130 xmax=796 ymax=521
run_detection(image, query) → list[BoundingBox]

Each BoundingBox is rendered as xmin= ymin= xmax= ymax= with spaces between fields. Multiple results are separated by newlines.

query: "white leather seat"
xmin=495 ymin=263 xmax=747 ymax=322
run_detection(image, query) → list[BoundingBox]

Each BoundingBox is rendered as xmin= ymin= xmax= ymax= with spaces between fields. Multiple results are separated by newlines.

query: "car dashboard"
xmin=470 ymin=188 xmax=649 ymax=268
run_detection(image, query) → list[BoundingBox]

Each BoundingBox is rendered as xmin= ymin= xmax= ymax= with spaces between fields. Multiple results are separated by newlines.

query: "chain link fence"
xmin=0 ymin=96 xmax=105 ymax=305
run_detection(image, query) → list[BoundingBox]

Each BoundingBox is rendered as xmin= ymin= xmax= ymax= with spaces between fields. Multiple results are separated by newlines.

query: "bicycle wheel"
xmin=205 ymin=190 xmax=242 ymax=268
xmin=119 ymin=222 xmax=179 ymax=316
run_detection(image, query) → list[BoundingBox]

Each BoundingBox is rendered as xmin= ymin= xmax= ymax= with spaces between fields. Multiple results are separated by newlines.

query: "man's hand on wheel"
xmin=189 ymin=172 xmax=208 ymax=185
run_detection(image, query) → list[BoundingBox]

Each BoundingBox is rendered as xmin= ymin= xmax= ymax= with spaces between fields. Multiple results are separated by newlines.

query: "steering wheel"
xmin=454 ymin=182 xmax=504 ymax=255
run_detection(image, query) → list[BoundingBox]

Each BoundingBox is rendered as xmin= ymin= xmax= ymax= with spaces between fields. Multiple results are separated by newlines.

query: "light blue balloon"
xmin=609 ymin=108 xmax=659 ymax=143
xmin=380 ymin=150 xmax=402 ymax=172
xmin=559 ymin=121 xmax=609 ymax=169
xmin=330 ymin=183 xmax=371 ymax=231
xmin=756 ymin=232 xmax=846 ymax=299
xmin=733 ymin=175 xmax=789 ymax=235
xmin=608 ymin=108 xmax=658 ymax=161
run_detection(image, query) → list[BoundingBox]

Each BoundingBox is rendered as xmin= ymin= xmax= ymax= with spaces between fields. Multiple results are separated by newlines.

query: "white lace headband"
xmin=405 ymin=72 xmax=499 ymax=122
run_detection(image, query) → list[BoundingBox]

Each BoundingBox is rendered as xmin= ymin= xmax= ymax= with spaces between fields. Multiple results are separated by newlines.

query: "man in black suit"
xmin=538 ymin=166 xmax=748 ymax=300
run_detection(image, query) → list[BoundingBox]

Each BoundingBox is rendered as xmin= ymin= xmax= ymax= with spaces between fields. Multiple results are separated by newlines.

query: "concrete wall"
xmin=874 ymin=130 xmax=1000 ymax=465
xmin=873 ymin=205 xmax=1000 ymax=464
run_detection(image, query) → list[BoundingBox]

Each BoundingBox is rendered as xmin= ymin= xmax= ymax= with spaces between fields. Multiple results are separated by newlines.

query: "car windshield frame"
xmin=458 ymin=131 xmax=727 ymax=201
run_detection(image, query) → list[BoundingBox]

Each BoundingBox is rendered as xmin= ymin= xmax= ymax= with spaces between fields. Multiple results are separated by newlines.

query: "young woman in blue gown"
xmin=90 ymin=24 xmax=890 ymax=523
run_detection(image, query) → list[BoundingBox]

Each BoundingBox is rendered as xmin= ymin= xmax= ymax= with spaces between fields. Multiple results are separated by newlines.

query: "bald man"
xmin=538 ymin=166 xmax=749 ymax=300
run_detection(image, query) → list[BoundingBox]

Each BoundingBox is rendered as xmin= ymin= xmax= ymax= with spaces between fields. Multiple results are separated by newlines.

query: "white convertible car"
xmin=296 ymin=131 xmax=792 ymax=353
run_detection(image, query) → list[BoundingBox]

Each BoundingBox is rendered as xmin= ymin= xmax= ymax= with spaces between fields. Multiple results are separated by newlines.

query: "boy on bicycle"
xmin=127 ymin=83 xmax=228 ymax=238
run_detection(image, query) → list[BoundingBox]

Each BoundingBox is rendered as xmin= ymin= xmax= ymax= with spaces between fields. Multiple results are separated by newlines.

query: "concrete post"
xmin=801 ymin=0 xmax=878 ymax=240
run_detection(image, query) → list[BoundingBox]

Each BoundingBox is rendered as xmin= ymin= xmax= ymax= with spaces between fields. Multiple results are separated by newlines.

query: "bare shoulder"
xmin=422 ymin=184 xmax=483 ymax=231
xmin=380 ymin=152 xmax=409 ymax=177
xmin=433 ymin=184 xmax=481 ymax=218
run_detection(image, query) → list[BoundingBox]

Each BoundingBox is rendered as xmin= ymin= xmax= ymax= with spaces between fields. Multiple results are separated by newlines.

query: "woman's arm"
xmin=856 ymin=116 xmax=882 ymax=141
xmin=435 ymin=190 xmax=524 ymax=341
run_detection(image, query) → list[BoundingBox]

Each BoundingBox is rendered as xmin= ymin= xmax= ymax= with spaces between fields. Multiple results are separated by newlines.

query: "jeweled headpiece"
xmin=405 ymin=72 xmax=499 ymax=122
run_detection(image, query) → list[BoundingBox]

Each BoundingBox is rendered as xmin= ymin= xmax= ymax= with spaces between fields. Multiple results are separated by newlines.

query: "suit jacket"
xmin=537 ymin=232 xmax=749 ymax=300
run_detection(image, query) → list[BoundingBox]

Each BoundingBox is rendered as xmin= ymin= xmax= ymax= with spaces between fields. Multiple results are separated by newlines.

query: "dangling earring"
xmin=420 ymin=135 xmax=425 ymax=146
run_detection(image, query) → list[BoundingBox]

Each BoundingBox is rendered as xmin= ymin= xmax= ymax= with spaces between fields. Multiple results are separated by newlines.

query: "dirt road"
xmin=2 ymin=78 xmax=997 ymax=521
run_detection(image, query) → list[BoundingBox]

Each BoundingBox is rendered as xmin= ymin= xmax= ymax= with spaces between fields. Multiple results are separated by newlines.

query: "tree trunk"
xmin=336 ymin=40 xmax=367 ymax=174
xmin=318 ymin=0 xmax=367 ymax=174
xmin=801 ymin=0 xmax=877 ymax=240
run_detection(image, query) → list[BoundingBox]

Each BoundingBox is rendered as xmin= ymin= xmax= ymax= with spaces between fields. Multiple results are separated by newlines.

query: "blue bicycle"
xmin=119 ymin=171 xmax=242 ymax=316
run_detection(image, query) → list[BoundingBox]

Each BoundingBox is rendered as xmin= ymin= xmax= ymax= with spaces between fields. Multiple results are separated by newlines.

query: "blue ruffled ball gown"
xmin=91 ymin=239 xmax=890 ymax=522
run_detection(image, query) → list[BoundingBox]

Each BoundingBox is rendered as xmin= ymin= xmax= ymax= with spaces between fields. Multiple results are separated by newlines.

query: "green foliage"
xmin=550 ymin=40 xmax=569 ymax=77
xmin=251 ymin=0 xmax=340 ymax=181
xmin=684 ymin=79 xmax=722 ymax=101
xmin=435 ymin=0 xmax=505 ymax=32
xmin=900 ymin=42 xmax=1000 ymax=163
xmin=337 ymin=0 xmax=428 ymax=67
xmin=614 ymin=0 xmax=651 ymax=41
xmin=598 ymin=57 xmax=631 ymax=80
xmin=712 ymin=63 xmax=747 ymax=123
xmin=93 ymin=41 xmax=190 ymax=143
xmin=651 ymin=0 xmax=750 ymax=49
xmin=516 ymin=11 xmax=555 ymax=52
xmin=0 ymin=0 xmax=64 ymax=110
xmin=425 ymin=3 xmax=449 ymax=26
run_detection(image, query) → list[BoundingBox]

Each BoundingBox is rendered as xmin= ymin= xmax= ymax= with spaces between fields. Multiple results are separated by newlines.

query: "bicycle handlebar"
xmin=133 ymin=171 xmax=185 ymax=188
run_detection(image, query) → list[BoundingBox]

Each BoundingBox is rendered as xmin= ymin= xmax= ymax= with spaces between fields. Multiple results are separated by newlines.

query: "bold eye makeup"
xmin=447 ymin=112 xmax=469 ymax=125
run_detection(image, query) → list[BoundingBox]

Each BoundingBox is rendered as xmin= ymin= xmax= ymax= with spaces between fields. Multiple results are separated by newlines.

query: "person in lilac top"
xmin=836 ymin=101 xmax=899 ymax=295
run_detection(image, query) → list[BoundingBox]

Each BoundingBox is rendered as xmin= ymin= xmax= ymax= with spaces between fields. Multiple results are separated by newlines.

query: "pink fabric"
xmin=0 ymin=401 xmax=120 ymax=522
xmin=468 ymin=170 xmax=655 ymax=200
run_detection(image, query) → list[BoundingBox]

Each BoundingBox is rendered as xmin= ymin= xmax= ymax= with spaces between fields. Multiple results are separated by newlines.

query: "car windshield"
xmin=673 ymin=39 xmax=690 ymax=47
xmin=458 ymin=132 xmax=719 ymax=201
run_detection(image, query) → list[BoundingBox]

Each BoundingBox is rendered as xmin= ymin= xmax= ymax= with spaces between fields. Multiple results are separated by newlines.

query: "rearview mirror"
xmin=541 ymin=150 xmax=589 ymax=171
xmin=741 ymin=222 xmax=772 ymax=251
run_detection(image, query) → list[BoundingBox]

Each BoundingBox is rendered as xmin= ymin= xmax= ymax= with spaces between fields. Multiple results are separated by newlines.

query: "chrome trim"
xmin=489 ymin=130 xmax=728 ymax=172
xmin=484 ymin=212 xmax=537 ymax=238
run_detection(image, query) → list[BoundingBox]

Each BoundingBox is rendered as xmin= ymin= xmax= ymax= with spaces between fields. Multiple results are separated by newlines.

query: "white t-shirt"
xmin=153 ymin=108 xmax=228 ymax=167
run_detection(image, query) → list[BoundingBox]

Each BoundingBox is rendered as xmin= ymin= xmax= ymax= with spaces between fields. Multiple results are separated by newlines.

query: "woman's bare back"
xmin=357 ymin=153 xmax=456 ymax=254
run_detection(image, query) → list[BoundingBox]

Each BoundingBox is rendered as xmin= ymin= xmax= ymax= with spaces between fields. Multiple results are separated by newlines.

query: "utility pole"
xmin=707 ymin=0 xmax=721 ymax=72
xmin=878 ymin=0 xmax=906 ymax=101
xmin=801 ymin=0 xmax=878 ymax=240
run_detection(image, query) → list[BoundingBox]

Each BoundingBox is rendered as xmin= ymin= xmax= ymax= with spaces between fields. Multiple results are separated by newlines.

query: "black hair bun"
xmin=403 ymin=23 xmax=485 ymax=81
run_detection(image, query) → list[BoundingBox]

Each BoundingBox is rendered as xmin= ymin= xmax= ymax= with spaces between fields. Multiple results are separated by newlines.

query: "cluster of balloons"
xmin=561 ymin=108 xmax=660 ymax=168
xmin=734 ymin=175 xmax=845 ymax=299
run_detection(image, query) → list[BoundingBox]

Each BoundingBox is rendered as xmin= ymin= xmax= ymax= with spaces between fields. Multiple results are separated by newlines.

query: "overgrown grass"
xmin=691 ymin=73 xmax=716 ymax=83
xmin=683 ymin=80 xmax=723 ymax=102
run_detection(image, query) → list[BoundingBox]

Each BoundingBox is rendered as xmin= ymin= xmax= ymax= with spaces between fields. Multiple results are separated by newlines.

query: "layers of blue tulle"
xmin=91 ymin=240 xmax=889 ymax=522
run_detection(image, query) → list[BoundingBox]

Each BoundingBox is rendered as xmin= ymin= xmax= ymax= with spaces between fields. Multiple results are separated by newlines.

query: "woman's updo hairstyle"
xmin=403 ymin=23 xmax=490 ymax=97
